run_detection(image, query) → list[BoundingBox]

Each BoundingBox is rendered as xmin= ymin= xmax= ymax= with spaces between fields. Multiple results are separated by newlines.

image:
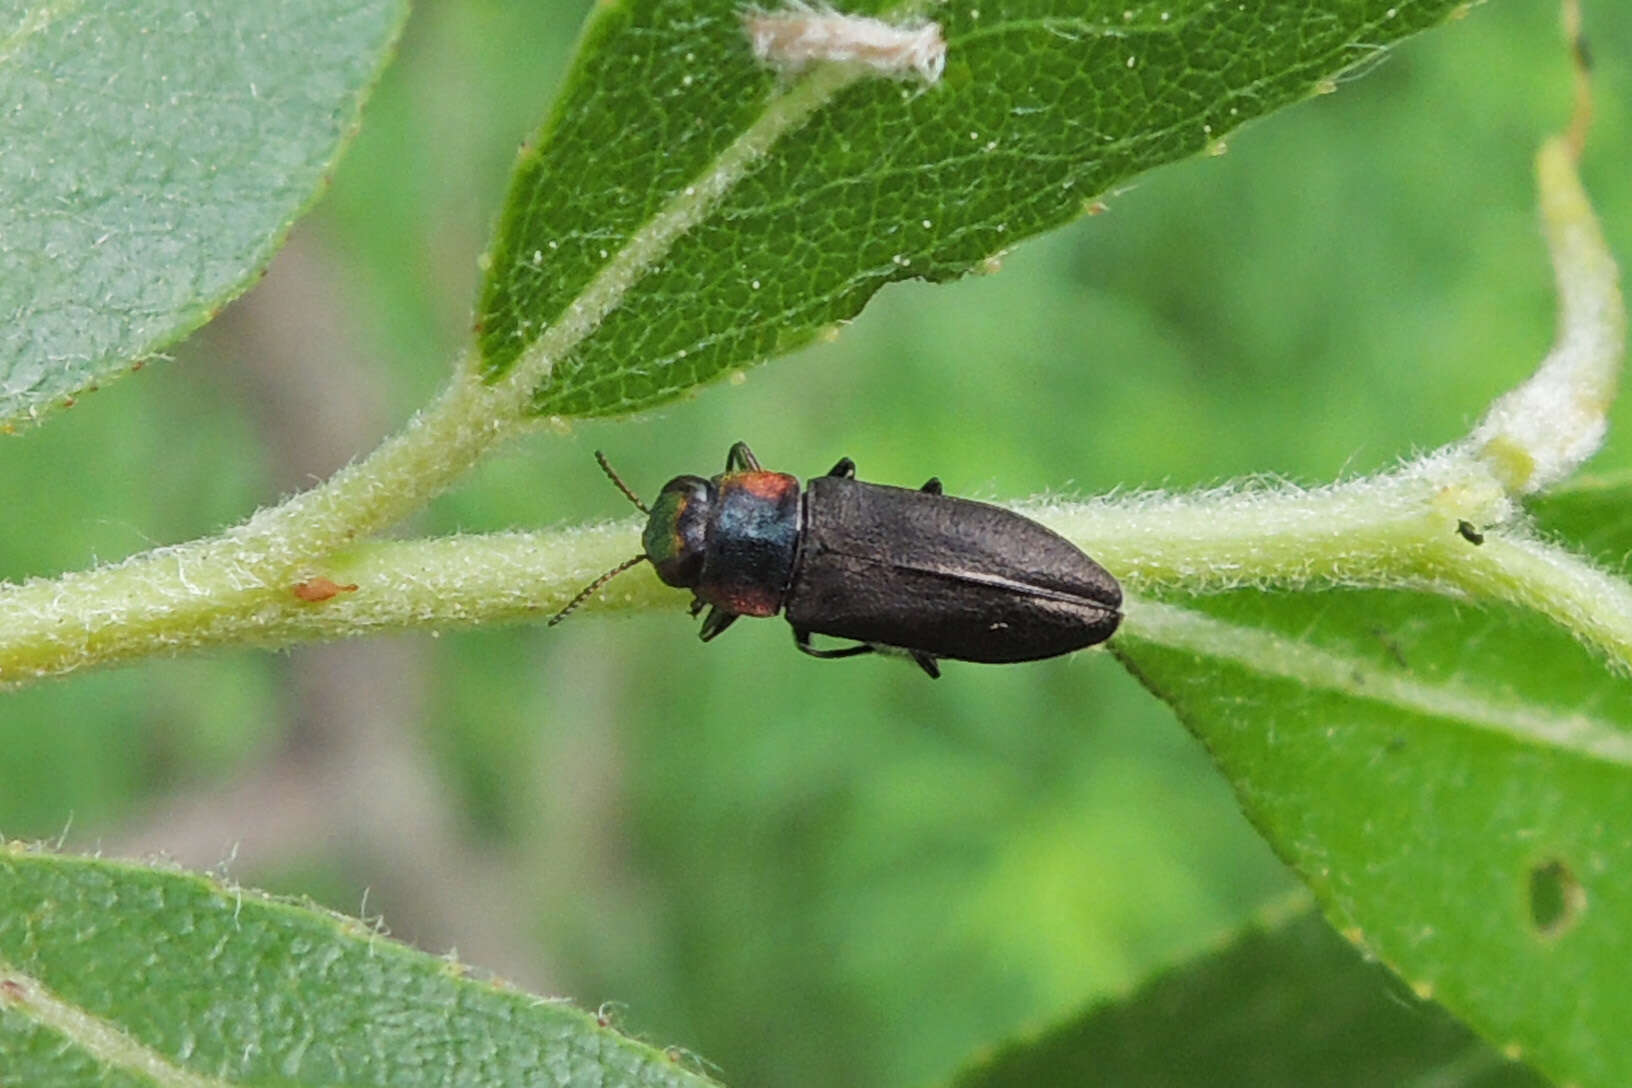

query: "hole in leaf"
xmin=1528 ymin=858 xmax=1585 ymax=938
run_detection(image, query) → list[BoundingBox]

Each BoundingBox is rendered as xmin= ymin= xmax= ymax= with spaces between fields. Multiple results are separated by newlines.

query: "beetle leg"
xmin=793 ymin=627 xmax=874 ymax=660
xmin=919 ymin=477 xmax=942 ymax=495
xmin=909 ymin=651 xmax=941 ymax=679
xmin=826 ymin=457 xmax=856 ymax=479
xmin=726 ymin=442 xmax=761 ymax=472
xmin=688 ymin=597 xmax=706 ymax=618
xmin=699 ymin=606 xmax=739 ymax=642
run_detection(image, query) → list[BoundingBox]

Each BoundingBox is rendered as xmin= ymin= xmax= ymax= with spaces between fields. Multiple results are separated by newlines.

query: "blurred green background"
xmin=3 ymin=3 xmax=1629 ymax=1085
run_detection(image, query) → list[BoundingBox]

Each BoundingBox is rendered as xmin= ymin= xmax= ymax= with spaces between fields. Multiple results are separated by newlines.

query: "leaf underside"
xmin=952 ymin=908 xmax=1548 ymax=1088
xmin=1114 ymin=483 xmax=1632 ymax=1087
xmin=0 ymin=848 xmax=717 ymax=1088
xmin=0 ymin=0 xmax=407 ymax=430
xmin=477 ymin=0 xmax=1468 ymax=419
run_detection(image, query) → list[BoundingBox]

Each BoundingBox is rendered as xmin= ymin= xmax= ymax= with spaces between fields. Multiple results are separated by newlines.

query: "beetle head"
xmin=643 ymin=475 xmax=712 ymax=588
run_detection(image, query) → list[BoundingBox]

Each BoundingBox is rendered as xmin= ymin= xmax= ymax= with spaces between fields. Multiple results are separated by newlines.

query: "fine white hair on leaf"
xmin=741 ymin=3 xmax=947 ymax=84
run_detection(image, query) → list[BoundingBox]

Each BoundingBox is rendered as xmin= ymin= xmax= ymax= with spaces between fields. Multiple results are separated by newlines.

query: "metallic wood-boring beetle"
xmin=551 ymin=442 xmax=1123 ymax=678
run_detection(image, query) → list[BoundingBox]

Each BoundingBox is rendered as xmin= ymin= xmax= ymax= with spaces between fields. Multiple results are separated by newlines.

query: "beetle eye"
xmin=643 ymin=475 xmax=711 ymax=588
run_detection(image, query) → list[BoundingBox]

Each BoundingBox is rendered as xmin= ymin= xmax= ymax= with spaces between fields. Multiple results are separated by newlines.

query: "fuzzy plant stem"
xmin=0 ymin=30 xmax=1622 ymax=687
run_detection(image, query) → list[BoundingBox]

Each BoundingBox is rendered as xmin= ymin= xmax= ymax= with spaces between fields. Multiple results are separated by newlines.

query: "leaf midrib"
xmin=0 ymin=0 xmax=83 ymax=69
xmin=491 ymin=59 xmax=862 ymax=396
xmin=1122 ymin=599 xmax=1632 ymax=766
xmin=1 ymin=961 xmax=231 ymax=1088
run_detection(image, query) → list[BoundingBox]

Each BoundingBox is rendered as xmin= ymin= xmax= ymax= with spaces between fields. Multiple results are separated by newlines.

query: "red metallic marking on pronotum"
xmin=708 ymin=579 xmax=782 ymax=618
xmin=729 ymin=470 xmax=800 ymax=502
xmin=549 ymin=442 xmax=1123 ymax=678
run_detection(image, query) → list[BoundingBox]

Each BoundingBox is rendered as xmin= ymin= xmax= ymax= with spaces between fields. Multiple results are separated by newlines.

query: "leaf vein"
xmin=0 ymin=0 xmax=82 ymax=70
xmin=499 ymin=64 xmax=864 ymax=397
xmin=1125 ymin=599 xmax=1632 ymax=766
xmin=0 ymin=961 xmax=235 ymax=1088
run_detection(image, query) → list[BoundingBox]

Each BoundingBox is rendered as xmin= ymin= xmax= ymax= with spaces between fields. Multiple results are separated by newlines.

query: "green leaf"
xmin=477 ymin=0 xmax=1468 ymax=419
xmin=0 ymin=846 xmax=718 ymax=1087
xmin=1528 ymin=471 xmax=1632 ymax=569
xmin=0 ymin=0 xmax=407 ymax=430
xmin=1113 ymin=550 xmax=1632 ymax=1086
xmin=950 ymin=906 xmax=1547 ymax=1088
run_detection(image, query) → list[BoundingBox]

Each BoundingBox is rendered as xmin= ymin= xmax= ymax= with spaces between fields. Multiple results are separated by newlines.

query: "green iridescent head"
xmin=642 ymin=474 xmax=713 ymax=588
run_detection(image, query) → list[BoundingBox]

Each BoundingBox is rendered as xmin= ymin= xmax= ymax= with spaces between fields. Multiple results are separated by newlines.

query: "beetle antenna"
xmin=595 ymin=451 xmax=648 ymax=513
xmin=548 ymin=554 xmax=647 ymax=627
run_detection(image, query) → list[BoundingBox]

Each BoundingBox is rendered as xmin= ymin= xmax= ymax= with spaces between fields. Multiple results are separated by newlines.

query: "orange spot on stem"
xmin=293 ymin=577 xmax=359 ymax=602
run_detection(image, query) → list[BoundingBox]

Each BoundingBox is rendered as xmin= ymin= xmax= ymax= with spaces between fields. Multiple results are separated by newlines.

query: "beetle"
xmin=550 ymin=442 xmax=1122 ymax=678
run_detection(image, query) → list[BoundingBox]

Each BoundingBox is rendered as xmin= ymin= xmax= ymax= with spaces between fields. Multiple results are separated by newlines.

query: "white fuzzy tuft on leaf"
xmin=742 ymin=3 xmax=946 ymax=83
